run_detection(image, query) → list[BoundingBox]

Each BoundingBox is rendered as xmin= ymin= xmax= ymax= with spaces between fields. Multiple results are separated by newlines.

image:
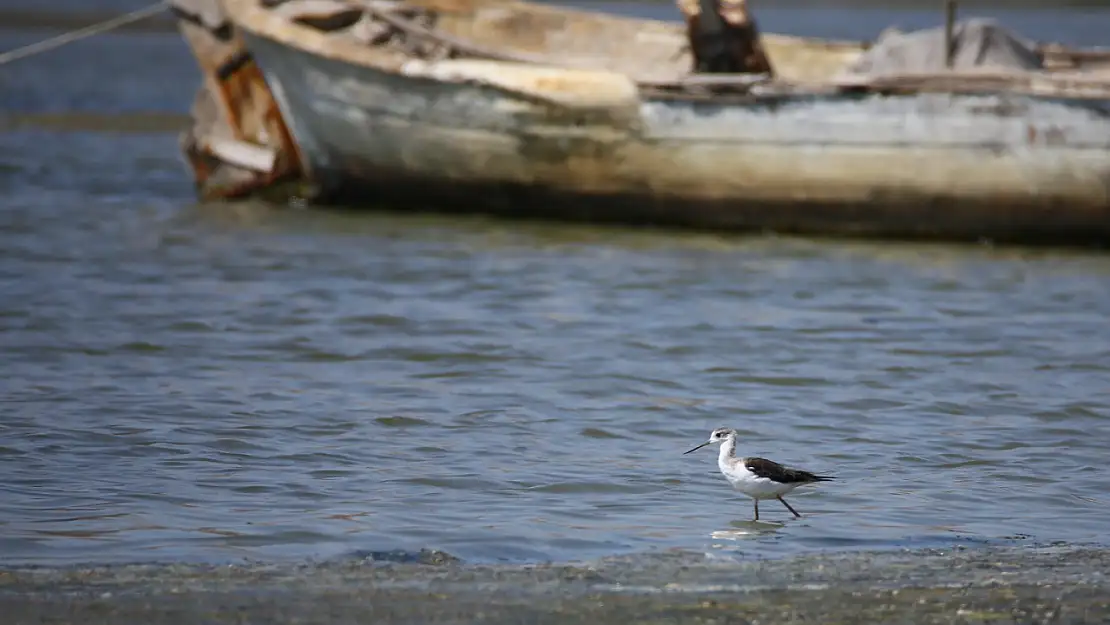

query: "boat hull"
xmin=237 ymin=19 xmax=1110 ymax=245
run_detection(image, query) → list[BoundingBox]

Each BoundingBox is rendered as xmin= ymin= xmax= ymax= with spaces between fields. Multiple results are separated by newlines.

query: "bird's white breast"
xmin=719 ymin=457 xmax=800 ymax=499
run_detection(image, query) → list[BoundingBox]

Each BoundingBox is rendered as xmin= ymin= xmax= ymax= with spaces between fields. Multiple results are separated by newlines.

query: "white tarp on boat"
xmin=843 ymin=18 xmax=1043 ymax=76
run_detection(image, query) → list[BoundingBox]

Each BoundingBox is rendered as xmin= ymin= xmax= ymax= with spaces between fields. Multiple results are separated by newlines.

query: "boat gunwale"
xmin=218 ymin=0 xmax=1110 ymax=103
xmin=219 ymin=0 xmax=1110 ymax=106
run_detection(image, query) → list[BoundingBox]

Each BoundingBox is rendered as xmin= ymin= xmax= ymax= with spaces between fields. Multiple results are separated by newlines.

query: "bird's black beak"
xmin=683 ymin=440 xmax=712 ymax=455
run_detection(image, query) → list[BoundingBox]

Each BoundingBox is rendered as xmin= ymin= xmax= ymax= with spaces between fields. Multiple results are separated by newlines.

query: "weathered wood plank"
xmin=204 ymin=135 xmax=279 ymax=172
xmin=638 ymin=73 xmax=770 ymax=89
xmin=399 ymin=58 xmax=641 ymax=115
xmin=832 ymin=70 xmax=1110 ymax=100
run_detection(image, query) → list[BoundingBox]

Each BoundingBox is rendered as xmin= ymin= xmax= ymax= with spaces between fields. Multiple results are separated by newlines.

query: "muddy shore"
xmin=3 ymin=545 xmax=1108 ymax=624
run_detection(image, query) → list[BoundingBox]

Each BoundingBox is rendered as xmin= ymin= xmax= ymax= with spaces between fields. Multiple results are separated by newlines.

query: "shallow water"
xmin=1 ymin=3 xmax=1110 ymax=566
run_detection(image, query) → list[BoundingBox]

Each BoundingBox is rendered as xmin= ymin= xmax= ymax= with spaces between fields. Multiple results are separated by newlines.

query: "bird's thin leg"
xmin=753 ymin=499 xmax=759 ymax=521
xmin=777 ymin=496 xmax=801 ymax=518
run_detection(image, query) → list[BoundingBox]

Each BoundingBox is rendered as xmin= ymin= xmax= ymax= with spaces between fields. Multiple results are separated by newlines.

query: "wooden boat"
xmin=170 ymin=0 xmax=1110 ymax=246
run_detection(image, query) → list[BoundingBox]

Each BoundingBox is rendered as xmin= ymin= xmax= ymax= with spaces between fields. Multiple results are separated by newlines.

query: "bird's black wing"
xmin=744 ymin=457 xmax=834 ymax=484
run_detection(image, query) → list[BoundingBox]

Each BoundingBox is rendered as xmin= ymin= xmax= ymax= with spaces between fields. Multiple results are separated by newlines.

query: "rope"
xmin=0 ymin=1 xmax=170 ymax=66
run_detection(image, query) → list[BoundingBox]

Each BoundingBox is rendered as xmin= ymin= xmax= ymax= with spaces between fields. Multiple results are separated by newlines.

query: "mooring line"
xmin=0 ymin=1 xmax=170 ymax=66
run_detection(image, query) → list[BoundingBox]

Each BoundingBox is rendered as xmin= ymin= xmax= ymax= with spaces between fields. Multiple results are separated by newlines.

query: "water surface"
xmin=1 ymin=3 xmax=1109 ymax=567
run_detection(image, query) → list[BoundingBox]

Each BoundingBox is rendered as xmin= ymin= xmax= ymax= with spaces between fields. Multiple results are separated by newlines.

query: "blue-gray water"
xmin=1 ymin=2 xmax=1109 ymax=567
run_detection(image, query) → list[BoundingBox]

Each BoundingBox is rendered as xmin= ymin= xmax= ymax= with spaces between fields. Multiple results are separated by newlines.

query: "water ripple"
xmin=3 ymin=50 xmax=1110 ymax=564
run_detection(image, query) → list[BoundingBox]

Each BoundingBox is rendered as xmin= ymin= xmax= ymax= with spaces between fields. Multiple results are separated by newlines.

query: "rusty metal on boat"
xmin=170 ymin=0 xmax=1110 ymax=246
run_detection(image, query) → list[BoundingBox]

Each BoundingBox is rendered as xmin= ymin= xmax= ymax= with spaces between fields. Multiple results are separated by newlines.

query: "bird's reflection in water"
xmin=709 ymin=518 xmax=785 ymax=543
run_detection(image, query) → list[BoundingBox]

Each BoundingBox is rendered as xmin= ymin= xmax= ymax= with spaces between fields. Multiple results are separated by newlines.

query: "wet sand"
xmin=4 ymin=546 xmax=1109 ymax=624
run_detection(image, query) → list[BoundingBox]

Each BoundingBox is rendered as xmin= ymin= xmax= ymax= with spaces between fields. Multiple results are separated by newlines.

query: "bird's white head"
xmin=682 ymin=427 xmax=737 ymax=455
